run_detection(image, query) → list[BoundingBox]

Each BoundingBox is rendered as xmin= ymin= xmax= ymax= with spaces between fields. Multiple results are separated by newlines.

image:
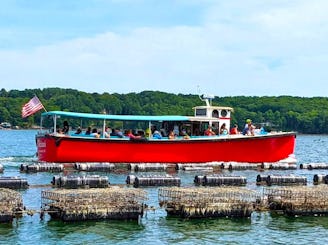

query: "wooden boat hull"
xmin=36 ymin=133 xmax=296 ymax=163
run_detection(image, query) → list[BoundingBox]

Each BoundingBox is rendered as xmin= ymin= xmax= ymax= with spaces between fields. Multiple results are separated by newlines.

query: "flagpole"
xmin=34 ymin=94 xmax=47 ymax=112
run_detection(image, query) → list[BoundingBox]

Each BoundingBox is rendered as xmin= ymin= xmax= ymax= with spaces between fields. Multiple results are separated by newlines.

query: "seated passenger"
xmin=111 ymin=128 xmax=124 ymax=138
xmin=127 ymin=129 xmax=141 ymax=139
xmin=160 ymin=128 xmax=167 ymax=137
xmin=62 ymin=121 xmax=69 ymax=134
xmin=204 ymin=126 xmax=216 ymax=136
xmin=168 ymin=130 xmax=175 ymax=140
xmin=56 ymin=128 xmax=66 ymax=136
xmin=90 ymin=128 xmax=100 ymax=138
xmin=220 ymin=123 xmax=229 ymax=135
xmin=85 ymin=126 xmax=92 ymax=135
xmin=230 ymin=124 xmax=239 ymax=134
xmin=180 ymin=129 xmax=190 ymax=139
xmin=145 ymin=127 xmax=151 ymax=138
xmin=74 ymin=127 xmax=82 ymax=134
xmin=173 ymin=125 xmax=179 ymax=136
xmin=242 ymin=119 xmax=255 ymax=136
xmin=103 ymin=127 xmax=111 ymax=138
xmin=152 ymin=130 xmax=162 ymax=139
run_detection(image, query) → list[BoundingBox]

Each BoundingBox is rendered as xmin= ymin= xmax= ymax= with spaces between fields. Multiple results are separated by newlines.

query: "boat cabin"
xmin=188 ymin=104 xmax=233 ymax=135
xmin=186 ymin=95 xmax=233 ymax=135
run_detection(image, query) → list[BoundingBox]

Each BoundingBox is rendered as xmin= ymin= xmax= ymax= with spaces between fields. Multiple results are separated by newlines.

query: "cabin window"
xmin=220 ymin=110 xmax=228 ymax=117
xmin=195 ymin=109 xmax=207 ymax=116
xmin=212 ymin=110 xmax=219 ymax=118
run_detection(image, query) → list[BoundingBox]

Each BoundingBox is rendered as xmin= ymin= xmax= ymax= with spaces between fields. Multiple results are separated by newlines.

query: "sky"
xmin=0 ymin=0 xmax=327 ymax=97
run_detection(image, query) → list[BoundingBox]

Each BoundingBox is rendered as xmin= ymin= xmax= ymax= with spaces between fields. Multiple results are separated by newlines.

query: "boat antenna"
xmin=197 ymin=86 xmax=214 ymax=106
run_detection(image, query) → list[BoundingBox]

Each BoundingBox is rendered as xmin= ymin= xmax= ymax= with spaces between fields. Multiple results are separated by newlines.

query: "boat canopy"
xmin=41 ymin=111 xmax=189 ymax=122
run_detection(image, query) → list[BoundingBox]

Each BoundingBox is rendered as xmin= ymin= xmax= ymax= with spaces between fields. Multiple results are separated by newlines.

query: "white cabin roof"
xmin=192 ymin=105 xmax=234 ymax=112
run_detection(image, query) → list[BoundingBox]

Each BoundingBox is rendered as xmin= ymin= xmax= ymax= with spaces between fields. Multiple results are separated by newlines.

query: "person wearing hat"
xmin=242 ymin=119 xmax=255 ymax=136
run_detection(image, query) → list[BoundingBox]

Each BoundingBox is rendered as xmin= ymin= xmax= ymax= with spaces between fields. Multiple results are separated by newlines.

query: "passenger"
xmin=220 ymin=123 xmax=229 ymax=135
xmin=62 ymin=121 xmax=69 ymax=134
xmin=127 ymin=129 xmax=141 ymax=139
xmin=160 ymin=128 xmax=167 ymax=137
xmin=145 ymin=127 xmax=151 ymax=137
xmin=56 ymin=128 xmax=66 ymax=136
xmin=173 ymin=125 xmax=179 ymax=136
xmin=180 ymin=129 xmax=190 ymax=139
xmin=204 ymin=126 xmax=216 ymax=136
xmin=111 ymin=128 xmax=124 ymax=138
xmin=230 ymin=124 xmax=239 ymax=134
xmin=168 ymin=130 xmax=175 ymax=140
xmin=85 ymin=126 xmax=92 ymax=135
xmin=152 ymin=130 xmax=162 ymax=139
xmin=74 ymin=127 xmax=82 ymax=134
xmin=90 ymin=128 xmax=100 ymax=138
xmin=103 ymin=127 xmax=111 ymax=138
xmin=137 ymin=130 xmax=145 ymax=137
xmin=242 ymin=119 xmax=255 ymax=136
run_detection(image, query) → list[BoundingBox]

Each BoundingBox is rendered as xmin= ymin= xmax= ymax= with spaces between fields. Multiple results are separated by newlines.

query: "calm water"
xmin=1 ymin=130 xmax=328 ymax=245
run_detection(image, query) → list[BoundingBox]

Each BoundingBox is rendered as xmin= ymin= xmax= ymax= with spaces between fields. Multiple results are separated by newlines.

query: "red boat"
xmin=36 ymin=96 xmax=296 ymax=163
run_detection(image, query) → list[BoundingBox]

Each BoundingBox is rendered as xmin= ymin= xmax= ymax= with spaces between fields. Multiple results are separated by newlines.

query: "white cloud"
xmin=0 ymin=0 xmax=327 ymax=96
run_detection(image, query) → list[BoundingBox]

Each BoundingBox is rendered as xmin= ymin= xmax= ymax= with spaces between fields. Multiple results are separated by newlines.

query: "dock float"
xmin=51 ymin=175 xmax=109 ymax=188
xmin=194 ymin=175 xmax=247 ymax=186
xmin=20 ymin=163 xmax=64 ymax=173
xmin=261 ymin=163 xmax=297 ymax=170
xmin=221 ymin=162 xmax=260 ymax=171
xmin=0 ymin=188 xmax=24 ymax=223
xmin=129 ymin=163 xmax=176 ymax=172
xmin=0 ymin=177 xmax=29 ymax=189
xmin=74 ymin=163 xmax=115 ymax=172
xmin=132 ymin=175 xmax=181 ymax=188
xmin=313 ymin=174 xmax=328 ymax=185
xmin=41 ymin=188 xmax=147 ymax=221
xmin=176 ymin=163 xmax=222 ymax=171
xmin=300 ymin=163 xmax=328 ymax=170
xmin=256 ymin=175 xmax=307 ymax=186
xmin=159 ymin=187 xmax=257 ymax=218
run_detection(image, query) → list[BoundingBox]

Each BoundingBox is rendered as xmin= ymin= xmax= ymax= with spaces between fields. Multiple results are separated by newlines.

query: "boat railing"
xmin=41 ymin=130 xmax=291 ymax=141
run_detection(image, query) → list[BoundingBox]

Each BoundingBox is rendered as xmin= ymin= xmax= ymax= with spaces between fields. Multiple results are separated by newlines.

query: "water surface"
xmin=1 ymin=130 xmax=328 ymax=244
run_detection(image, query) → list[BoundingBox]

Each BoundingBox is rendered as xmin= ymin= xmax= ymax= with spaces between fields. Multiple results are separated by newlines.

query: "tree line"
xmin=1 ymin=87 xmax=328 ymax=134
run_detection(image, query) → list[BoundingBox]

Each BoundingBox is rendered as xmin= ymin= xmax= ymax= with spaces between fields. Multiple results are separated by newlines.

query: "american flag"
xmin=21 ymin=95 xmax=44 ymax=118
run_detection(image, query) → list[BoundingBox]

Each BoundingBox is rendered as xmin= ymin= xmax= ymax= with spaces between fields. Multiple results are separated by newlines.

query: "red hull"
xmin=36 ymin=133 xmax=296 ymax=163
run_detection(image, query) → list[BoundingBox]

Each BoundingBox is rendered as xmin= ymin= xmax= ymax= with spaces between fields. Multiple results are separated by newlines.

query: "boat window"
xmin=195 ymin=108 xmax=207 ymax=116
xmin=220 ymin=110 xmax=228 ymax=117
xmin=212 ymin=110 xmax=219 ymax=118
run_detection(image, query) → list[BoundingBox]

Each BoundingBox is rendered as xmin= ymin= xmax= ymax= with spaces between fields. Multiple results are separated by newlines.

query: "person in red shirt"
xmin=204 ymin=126 xmax=216 ymax=136
xmin=230 ymin=124 xmax=239 ymax=134
xmin=127 ymin=129 xmax=141 ymax=139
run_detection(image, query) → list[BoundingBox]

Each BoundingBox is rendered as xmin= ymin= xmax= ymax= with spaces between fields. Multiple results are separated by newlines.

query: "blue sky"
xmin=0 ymin=0 xmax=327 ymax=97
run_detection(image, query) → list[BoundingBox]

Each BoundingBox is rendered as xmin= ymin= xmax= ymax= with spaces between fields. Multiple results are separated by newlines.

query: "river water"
xmin=1 ymin=130 xmax=328 ymax=244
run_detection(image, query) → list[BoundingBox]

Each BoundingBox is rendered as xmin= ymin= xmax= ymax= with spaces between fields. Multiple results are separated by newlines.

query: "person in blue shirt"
xmin=152 ymin=130 xmax=162 ymax=139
